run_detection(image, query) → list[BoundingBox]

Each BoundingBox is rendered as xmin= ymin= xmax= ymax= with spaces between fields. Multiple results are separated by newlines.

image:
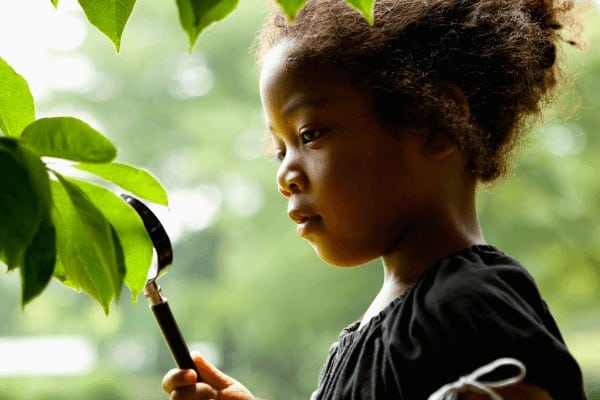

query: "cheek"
xmin=314 ymin=147 xmax=363 ymax=184
xmin=314 ymin=164 xmax=361 ymax=213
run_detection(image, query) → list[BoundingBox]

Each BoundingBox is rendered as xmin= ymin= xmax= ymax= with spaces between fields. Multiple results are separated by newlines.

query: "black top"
xmin=312 ymin=245 xmax=586 ymax=400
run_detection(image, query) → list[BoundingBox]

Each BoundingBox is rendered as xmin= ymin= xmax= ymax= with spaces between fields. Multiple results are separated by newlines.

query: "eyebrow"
xmin=281 ymin=95 xmax=328 ymax=118
xmin=267 ymin=95 xmax=331 ymax=133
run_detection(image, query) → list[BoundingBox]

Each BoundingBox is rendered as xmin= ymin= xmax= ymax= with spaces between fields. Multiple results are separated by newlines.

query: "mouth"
xmin=288 ymin=209 xmax=321 ymax=236
xmin=295 ymin=215 xmax=320 ymax=224
xmin=288 ymin=209 xmax=318 ymax=224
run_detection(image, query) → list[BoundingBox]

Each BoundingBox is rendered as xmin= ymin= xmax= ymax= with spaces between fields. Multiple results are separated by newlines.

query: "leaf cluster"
xmin=0 ymin=57 xmax=167 ymax=313
xmin=52 ymin=0 xmax=374 ymax=52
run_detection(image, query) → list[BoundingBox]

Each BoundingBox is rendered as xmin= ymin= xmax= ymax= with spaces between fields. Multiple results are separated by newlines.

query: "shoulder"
xmin=380 ymin=245 xmax=547 ymax=352
xmin=418 ymin=245 xmax=546 ymax=328
xmin=380 ymin=245 xmax=586 ymax=400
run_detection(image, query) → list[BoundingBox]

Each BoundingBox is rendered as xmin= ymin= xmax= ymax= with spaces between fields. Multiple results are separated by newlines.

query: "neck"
xmin=359 ymin=177 xmax=484 ymax=329
xmin=381 ymin=213 xmax=483 ymax=291
xmin=382 ymin=175 xmax=484 ymax=289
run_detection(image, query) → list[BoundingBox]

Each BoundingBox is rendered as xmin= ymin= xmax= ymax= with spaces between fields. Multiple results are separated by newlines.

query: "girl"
xmin=162 ymin=0 xmax=587 ymax=398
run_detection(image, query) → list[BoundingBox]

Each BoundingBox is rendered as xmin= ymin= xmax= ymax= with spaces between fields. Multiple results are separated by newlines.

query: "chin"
xmin=312 ymin=244 xmax=376 ymax=268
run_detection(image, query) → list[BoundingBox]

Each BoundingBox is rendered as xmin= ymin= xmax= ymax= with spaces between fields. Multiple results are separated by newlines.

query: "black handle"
xmin=151 ymin=301 xmax=202 ymax=381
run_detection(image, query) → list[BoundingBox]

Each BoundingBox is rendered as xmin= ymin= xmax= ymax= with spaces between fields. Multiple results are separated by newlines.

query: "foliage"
xmin=74 ymin=0 xmax=136 ymax=52
xmin=176 ymin=0 xmax=241 ymax=50
xmin=0 ymin=57 xmax=166 ymax=311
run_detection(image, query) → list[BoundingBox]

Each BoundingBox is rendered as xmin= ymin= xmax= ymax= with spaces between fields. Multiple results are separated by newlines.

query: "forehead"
xmin=259 ymin=41 xmax=372 ymax=122
xmin=260 ymin=42 xmax=326 ymax=111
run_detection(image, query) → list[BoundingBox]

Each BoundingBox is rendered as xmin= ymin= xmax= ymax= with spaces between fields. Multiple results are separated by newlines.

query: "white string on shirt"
xmin=427 ymin=357 xmax=527 ymax=400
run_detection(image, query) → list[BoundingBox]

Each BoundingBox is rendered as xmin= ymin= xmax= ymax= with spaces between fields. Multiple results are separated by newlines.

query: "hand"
xmin=162 ymin=352 xmax=255 ymax=400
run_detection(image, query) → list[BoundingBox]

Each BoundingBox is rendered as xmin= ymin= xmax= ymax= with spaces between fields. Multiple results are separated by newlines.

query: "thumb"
xmin=192 ymin=352 xmax=236 ymax=390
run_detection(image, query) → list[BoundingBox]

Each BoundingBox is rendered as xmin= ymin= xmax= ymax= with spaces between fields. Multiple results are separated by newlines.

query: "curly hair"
xmin=256 ymin=0 xmax=578 ymax=182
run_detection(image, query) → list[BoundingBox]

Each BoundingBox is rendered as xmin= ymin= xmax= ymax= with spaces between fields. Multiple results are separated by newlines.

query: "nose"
xmin=276 ymin=155 xmax=307 ymax=198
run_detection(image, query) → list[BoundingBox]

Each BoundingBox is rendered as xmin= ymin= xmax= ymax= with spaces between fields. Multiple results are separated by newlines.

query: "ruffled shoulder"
xmin=379 ymin=245 xmax=585 ymax=399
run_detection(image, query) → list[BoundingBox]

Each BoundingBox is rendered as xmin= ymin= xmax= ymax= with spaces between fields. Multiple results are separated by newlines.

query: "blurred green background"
xmin=0 ymin=1 xmax=598 ymax=399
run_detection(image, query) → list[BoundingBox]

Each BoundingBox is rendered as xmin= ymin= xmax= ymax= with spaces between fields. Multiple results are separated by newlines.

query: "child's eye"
xmin=299 ymin=129 xmax=324 ymax=144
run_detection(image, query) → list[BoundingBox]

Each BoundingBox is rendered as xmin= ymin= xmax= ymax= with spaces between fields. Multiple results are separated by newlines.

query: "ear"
xmin=438 ymin=81 xmax=469 ymax=118
xmin=422 ymin=126 xmax=456 ymax=160
xmin=422 ymin=82 xmax=469 ymax=160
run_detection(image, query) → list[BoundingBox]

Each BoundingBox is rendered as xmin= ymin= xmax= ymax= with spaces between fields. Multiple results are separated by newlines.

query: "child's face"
xmin=259 ymin=42 xmax=435 ymax=267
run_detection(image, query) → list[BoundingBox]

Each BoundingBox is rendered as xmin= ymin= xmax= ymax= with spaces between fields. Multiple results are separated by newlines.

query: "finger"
xmin=163 ymin=368 xmax=198 ymax=394
xmin=170 ymin=383 xmax=219 ymax=400
xmin=191 ymin=352 xmax=236 ymax=391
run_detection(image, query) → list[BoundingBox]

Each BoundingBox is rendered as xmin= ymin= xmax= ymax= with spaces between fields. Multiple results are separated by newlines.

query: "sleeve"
xmin=380 ymin=258 xmax=586 ymax=400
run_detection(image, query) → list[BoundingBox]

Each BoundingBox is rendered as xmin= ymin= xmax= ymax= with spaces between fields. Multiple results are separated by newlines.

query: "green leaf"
xmin=275 ymin=0 xmax=307 ymax=20
xmin=176 ymin=0 xmax=239 ymax=51
xmin=21 ymin=218 xmax=56 ymax=306
xmin=344 ymin=0 xmax=374 ymax=24
xmin=72 ymin=179 xmax=154 ymax=301
xmin=21 ymin=117 xmax=117 ymax=163
xmin=50 ymin=174 xmax=125 ymax=314
xmin=77 ymin=0 xmax=136 ymax=52
xmin=0 ymin=57 xmax=35 ymax=137
xmin=0 ymin=138 xmax=52 ymax=269
xmin=75 ymin=162 xmax=168 ymax=206
xmin=51 ymin=0 xmax=59 ymax=8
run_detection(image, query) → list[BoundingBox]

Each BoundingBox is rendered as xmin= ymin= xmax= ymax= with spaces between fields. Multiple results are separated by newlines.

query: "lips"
xmin=288 ymin=209 xmax=315 ymax=224
xmin=288 ymin=207 xmax=321 ymax=236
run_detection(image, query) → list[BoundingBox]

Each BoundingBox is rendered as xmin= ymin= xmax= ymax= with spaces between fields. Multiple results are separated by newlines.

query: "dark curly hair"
xmin=256 ymin=0 xmax=578 ymax=181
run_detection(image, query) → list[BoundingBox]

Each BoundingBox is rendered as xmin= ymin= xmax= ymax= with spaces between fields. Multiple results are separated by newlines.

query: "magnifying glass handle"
xmin=151 ymin=301 xmax=202 ymax=381
xmin=145 ymin=282 xmax=201 ymax=381
xmin=151 ymin=302 xmax=197 ymax=369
